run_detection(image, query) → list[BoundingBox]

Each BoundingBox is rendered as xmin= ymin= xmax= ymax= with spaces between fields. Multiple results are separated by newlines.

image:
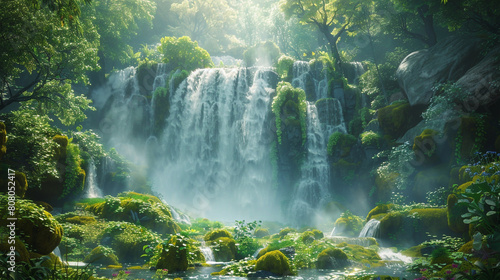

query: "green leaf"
xmin=485 ymin=199 xmax=496 ymax=206
xmin=486 ymin=211 xmax=497 ymax=216
xmin=461 ymin=213 xmax=472 ymax=218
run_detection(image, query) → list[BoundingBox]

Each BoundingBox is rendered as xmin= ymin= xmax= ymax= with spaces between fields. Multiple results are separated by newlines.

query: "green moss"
xmin=0 ymin=122 xmax=6 ymax=160
xmin=272 ymin=82 xmax=307 ymax=145
xmin=366 ymin=204 xmax=393 ymax=221
xmin=60 ymin=143 xmax=86 ymax=200
xmin=204 ymin=229 xmax=233 ymax=241
xmin=0 ymin=196 xmax=63 ymax=255
xmin=0 ymin=236 xmax=29 ymax=262
xmin=334 ymin=212 xmax=364 ymax=237
xmin=300 ymin=231 xmax=315 ymax=244
xmin=360 ymin=130 xmax=382 ymax=148
xmin=401 ymin=244 xmax=426 ymax=257
xmin=136 ymin=60 xmax=159 ymax=96
xmin=327 ymin=132 xmax=357 ymax=157
xmin=85 ymin=194 xmax=180 ymax=234
xmin=255 ymin=250 xmax=294 ymax=276
xmin=316 ymin=247 xmax=349 ymax=269
xmin=430 ymin=247 xmax=452 ymax=265
xmin=336 ymin=243 xmax=382 ymax=266
xmin=65 ymin=215 xmax=97 ymax=225
xmin=377 ymin=101 xmax=420 ymax=139
xmin=413 ymin=129 xmax=439 ymax=162
xmin=254 ymin=228 xmax=270 ymax=238
xmin=83 ymin=245 xmax=120 ymax=266
xmin=212 ymin=237 xmax=237 ymax=261
xmin=156 ymin=234 xmax=189 ymax=272
xmin=276 ymin=55 xmax=295 ymax=82
xmin=278 ymin=227 xmax=296 ymax=239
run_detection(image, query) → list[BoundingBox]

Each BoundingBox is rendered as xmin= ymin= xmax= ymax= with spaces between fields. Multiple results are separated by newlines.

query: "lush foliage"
xmin=272 ymin=82 xmax=307 ymax=145
xmin=158 ymin=36 xmax=213 ymax=72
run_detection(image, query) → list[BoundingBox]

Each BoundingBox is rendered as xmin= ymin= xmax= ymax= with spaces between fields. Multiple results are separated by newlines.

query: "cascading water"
xmin=200 ymin=241 xmax=215 ymax=263
xmin=359 ymin=219 xmax=381 ymax=238
xmin=291 ymin=61 xmax=328 ymax=100
xmin=155 ymin=67 xmax=278 ymax=220
xmin=82 ymin=159 xmax=103 ymax=198
xmin=287 ymin=103 xmax=331 ymax=224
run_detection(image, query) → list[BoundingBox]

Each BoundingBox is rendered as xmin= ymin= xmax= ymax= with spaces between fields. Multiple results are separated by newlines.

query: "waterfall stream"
xmin=359 ymin=219 xmax=381 ymax=238
xmin=82 ymin=159 xmax=103 ymax=198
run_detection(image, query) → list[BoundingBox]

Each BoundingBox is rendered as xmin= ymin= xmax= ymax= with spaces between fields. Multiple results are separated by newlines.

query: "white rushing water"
xmin=359 ymin=219 xmax=381 ymax=238
xmin=155 ymin=67 xmax=277 ymax=220
xmin=82 ymin=159 xmax=103 ymax=198
xmin=200 ymin=241 xmax=215 ymax=263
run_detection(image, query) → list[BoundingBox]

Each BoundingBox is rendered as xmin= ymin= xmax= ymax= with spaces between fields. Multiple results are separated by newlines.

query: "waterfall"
xmin=155 ymin=67 xmax=277 ymax=220
xmin=287 ymin=103 xmax=330 ymax=224
xmin=291 ymin=61 xmax=328 ymax=100
xmin=378 ymin=248 xmax=412 ymax=263
xmin=329 ymin=226 xmax=336 ymax=237
xmin=200 ymin=241 xmax=216 ymax=263
xmin=83 ymin=159 xmax=103 ymax=198
xmin=359 ymin=219 xmax=381 ymax=238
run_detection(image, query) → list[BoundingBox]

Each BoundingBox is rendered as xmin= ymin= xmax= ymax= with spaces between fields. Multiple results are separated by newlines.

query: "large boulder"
xmin=396 ymin=36 xmax=482 ymax=106
xmin=0 ymin=196 xmax=63 ymax=255
xmin=456 ymin=46 xmax=500 ymax=109
xmin=316 ymin=247 xmax=349 ymax=269
xmin=156 ymin=234 xmax=189 ymax=272
xmin=255 ymin=250 xmax=293 ymax=276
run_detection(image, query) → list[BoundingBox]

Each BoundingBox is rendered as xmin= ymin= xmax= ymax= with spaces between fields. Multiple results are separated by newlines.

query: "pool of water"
xmin=93 ymin=263 xmax=419 ymax=280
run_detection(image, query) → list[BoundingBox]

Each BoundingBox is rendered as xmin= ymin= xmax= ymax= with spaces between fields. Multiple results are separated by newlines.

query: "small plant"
xmin=152 ymin=268 xmax=169 ymax=279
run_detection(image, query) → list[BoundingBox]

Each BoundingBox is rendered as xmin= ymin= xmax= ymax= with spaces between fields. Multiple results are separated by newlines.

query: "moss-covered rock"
xmin=29 ymin=252 xmax=63 ymax=268
xmin=65 ymin=215 xmax=97 ymax=225
xmin=336 ymin=242 xmax=382 ymax=267
xmin=0 ymin=169 xmax=28 ymax=198
xmin=334 ymin=213 xmax=364 ymax=237
xmin=83 ymin=245 xmax=120 ymax=266
xmin=300 ymin=231 xmax=316 ymax=244
xmin=377 ymin=101 xmax=421 ymax=139
xmin=254 ymin=228 xmax=270 ymax=238
xmin=412 ymin=129 xmax=440 ymax=165
xmin=0 ymin=236 xmax=30 ymax=262
xmin=212 ymin=237 xmax=237 ymax=261
xmin=278 ymin=227 xmax=297 ymax=239
xmin=366 ymin=204 xmax=393 ymax=221
xmin=316 ymin=247 xmax=349 ymax=269
xmin=156 ymin=234 xmax=189 ymax=272
xmin=0 ymin=196 xmax=63 ymax=255
xmin=85 ymin=194 xmax=180 ymax=234
xmin=374 ymin=172 xmax=398 ymax=203
xmin=255 ymin=250 xmax=293 ymax=276
xmin=204 ymin=229 xmax=233 ymax=241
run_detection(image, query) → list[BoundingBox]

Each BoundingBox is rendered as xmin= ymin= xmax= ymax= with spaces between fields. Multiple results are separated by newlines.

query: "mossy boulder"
xmin=366 ymin=204 xmax=393 ymax=221
xmin=379 ymin=208 xmax=453 ymax=245
xmin=278 ymin=227 xmax=296 ymax=239
xmin=377 ymin=101 xmax=421 ymax=139
xmin=0 ymin=236 xmax=30 ymax=262
xmin=29 ymin=252 xmax=63 ymax=268
xmin=85 ymin=194 xmax=180 ymax=234
xmin=211 ymin=237 xmax=237 ymax=261
xmin=254 ymin=228 xmax=270 ymax=238
xmin=336 ymin=242 xmax=382 ymax=267
xmin=156 ymin=234 xmax=189 ymax=272
xmin=0 ymin=196 xmax=63 ymax=255
xmin=64 ymin=215 xmax=97 ymax=225
xmin=316 ymin=247 xmax=349 ymax=269
xmin=255 ymin=250 xmax=293 ymax=276
xmin=204 ymin=229 xmax=233 ymax=241
xmin=0 ymin=168 xmax=28 ymax=198
xmin=334 ymin=213 xmax=364 ymax=237
xmin=300 ymin=231 xmax=316 ymax=244
xmin=83 ymin=246 xmax=120 ymax=266
xmin=412 ymin=129 xmax=440 ymax=165
xmin=102 ymin=222 xmax=162 ymax=263
xmin=374 ymin=172 xmax=398 ymax=203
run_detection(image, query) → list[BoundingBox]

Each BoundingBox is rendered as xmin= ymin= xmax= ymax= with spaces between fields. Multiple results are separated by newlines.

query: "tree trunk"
xmin=418 ymin=5 xmax=437 ymax=47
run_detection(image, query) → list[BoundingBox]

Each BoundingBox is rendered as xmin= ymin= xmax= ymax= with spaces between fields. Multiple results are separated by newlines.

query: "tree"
xmin=169 ymin=0 xmax=237 ymax=52
xmin=439 ymin=0 xmax=500 ymax=36
xmin=82 ymin=0 xmax=156 ymax=85
xmin=158 ymin=36 xmax=213 ymax=72
xmin=280 ymin=0 xmax=364 ymax=73
xmin=388 ymin=0 xmax=440 ymax=47
xmin=0 ymin=0 xmax=99 ymax=120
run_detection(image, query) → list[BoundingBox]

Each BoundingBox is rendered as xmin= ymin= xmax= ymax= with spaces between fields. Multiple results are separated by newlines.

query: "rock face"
xmin=456 ymin=46 xmax=500 ymax=109
xmin=396 ymin=36 xmax=482 ymax=106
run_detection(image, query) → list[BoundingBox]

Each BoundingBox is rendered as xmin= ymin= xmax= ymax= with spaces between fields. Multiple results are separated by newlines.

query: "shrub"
xmin=158 ymin=36 xmax=213 ymax=72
